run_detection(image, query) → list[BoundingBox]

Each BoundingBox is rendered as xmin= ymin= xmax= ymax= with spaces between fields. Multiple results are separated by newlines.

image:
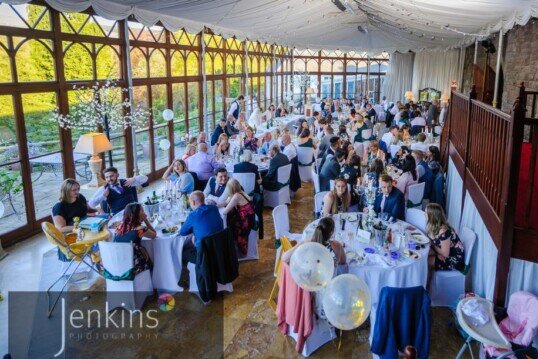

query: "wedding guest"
xmin=215 ymin=133 xmax=231 ymax=156
xmin=337 ymin=124 xmax=350 ymax=142
xmin=53 ymin=178 xmax=96 ymax=232
xmin=317 ymin=126 xmax=334 ymax=157
xmin=281 ymin=134 xmax=297 ymax=161
xmin=319 ymin=149 xmax=346 ymax=191
xmin=427 ymin=146 xmax=441 ymax=163
xmin=363 ymin=140 xmax=386 ymax=165
xmin=412 ymin=150 xmax=433 ymax=200
xmin=429 ymin=161 xmax=445 ymax=208
xmin=204 ymin=167 xmax=230 ymax=204
xmin=162 ymin=159 xmax=195 ymax=194
xmin=234 ymin=150 xmax=262 ymax=193
xmin=221 ymin=179 xmax=256 ymax=256
xmin=227 ymin=95 xmax=245 ymax=122
xmin=363 ymin=158 xmax=384 ymax=188
xmin=182 ymin=143 xmax=197 ymax=161
xmin=394 ymin=155 xmax=418 ymax=200
xmin=258 ymin=131 xmax=276 ymax=155
xmin=426 ymin=203 xmax=465 ymax=274
xmin=322 ymin=176 xmax=351 ymax=215
xmin=243 ymin=126 xmax=259 ymax=153
xmin=411 ymin=133 xmax=428 ymax=153
xmin=263 ymin=104 xmax=276 ymax=121
xmin=275 ymin=103 xmax=288 ymax=117
xmin=341 ymin=154 xmax=361 ymax=188
xmin=113 ymin=203 xmax=155 ymax=274
xmin=296 ymin=119 xmax=309 ymax=136
xmin=391 ymin=145 xmax=410 ymax=169
xmin=89 ymin=167 xmax=147 ymax=215
xmin=262 ymin=144 xmax=290 ymax=191
xmin=186 ymin=143 xmax=224 ymax=184
xmin=211 ymin=117 xmax=228 ymax=146
xmin=198 ymin=132 xmax=208 ymax=146
xmin=374 ymin=174 xmax=405 ymax=220
xmin=297 ymin=128 xmax=317 ymax=149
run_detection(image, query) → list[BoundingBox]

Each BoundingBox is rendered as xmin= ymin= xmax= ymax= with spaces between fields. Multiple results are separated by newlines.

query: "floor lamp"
xmin=74 ymin=133 xmax=113 ymax=188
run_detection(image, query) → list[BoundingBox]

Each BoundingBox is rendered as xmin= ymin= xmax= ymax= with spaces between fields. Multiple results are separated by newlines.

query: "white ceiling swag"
xmin=3 ymin=0 xmax=538 ymax=53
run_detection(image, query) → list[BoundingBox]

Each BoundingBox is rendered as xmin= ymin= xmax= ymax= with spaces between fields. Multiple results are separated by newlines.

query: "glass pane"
xmin=173 ymin=121 xmax=186 ymax=158
xmin=0 ymin=165 xmax=27 ymax=235
xmin=187 ymin=82 xmax=199 ymax=135
xmin=109 ymin=136 xmax=127 ymax=177
xmin=206 ymin=81 xmax=214 ymax=116
xmin=215 ymin=80 xmax=223 ymax=113
xmin=151 ymin=84 xmax=167 ymax=126
xmin=31 ymin=151 xmax=62 ymax=220
xmin=0 ymin=95 xmax=19 ymax=165
xmin=64 ymin=42 xmax=94 ymax=80
xmin=96 ymin=45 xmax=121 ymax=79
xmin=227 ymin=77 xmax=240 ymax=98
xmin=186 ymin=52 xmax=198 ymax=76
xmin=149 ymin=49 xmax=166 ymax=78
xmin=16 ymin=39 xmax=55 ymax=82
xmin=171 ymin=51 xmax=185 ymax=77
xmin=172 ymin=83 xmax=185 ymax=122
xmin=0 ymin=44 xmax=12 ymax=83
xmin=136 ymin=130 xmax=151 ymax=175
xmin=133 ymin=86 xmax=149 ymax=130
xmin=22 ymin=92 xmax=60 ymax=157
xmin=153 ymin=125 xmax=169 ymax=171
xmin=131 ymin=47 xmax=147 ymax=78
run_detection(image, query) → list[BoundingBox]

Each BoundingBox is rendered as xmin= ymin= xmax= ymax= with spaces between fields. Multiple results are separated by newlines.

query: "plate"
xmin=402 ymin=249 xmax=421 ymax=260
xmin=412 ymin=234 xmax=429 ymax=244
xmin=347 ymin=214 xmax=358 ymax=222
xmin=346 ymin=251 xmax=364 ymax=264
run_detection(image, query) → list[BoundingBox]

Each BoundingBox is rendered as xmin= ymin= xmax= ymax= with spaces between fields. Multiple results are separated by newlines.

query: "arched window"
xmin=16 ymin=39 xmax=55 ymax=82
xmin=96 ymin=45 xmax=120 ymax=79
xmin=171 ymin=50 xmax=185 ymax=77
xmin=186 ymin=52 xmax=199 ymax=76
xmin=131 ymin=47 xmax=148 ymax=78
xmin=149 ymin=49 xmax=166 ymax=78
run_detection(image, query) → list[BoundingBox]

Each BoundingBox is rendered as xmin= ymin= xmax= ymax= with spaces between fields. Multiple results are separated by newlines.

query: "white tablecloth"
xmin=302 ymin=213 xmax=429 ymax=339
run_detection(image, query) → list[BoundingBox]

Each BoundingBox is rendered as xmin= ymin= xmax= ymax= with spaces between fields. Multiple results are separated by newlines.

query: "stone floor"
xmin=0 ymin=181 xmax=477 ymax=358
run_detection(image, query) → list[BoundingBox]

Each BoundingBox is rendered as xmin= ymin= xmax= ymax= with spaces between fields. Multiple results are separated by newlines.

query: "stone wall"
xmin=461 ymin=19 xmax=537 ymax=113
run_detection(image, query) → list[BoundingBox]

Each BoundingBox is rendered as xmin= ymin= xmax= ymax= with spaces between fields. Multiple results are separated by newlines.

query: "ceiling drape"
xmin=381 ymin=52 xmax=415 ymax=103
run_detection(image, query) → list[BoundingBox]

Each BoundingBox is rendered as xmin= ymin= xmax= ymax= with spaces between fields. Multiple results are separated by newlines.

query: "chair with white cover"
xmin=405 ymin=208 xmax=427 ymax=233
xmin=353 ymin=142 xmax=365 ymax=157
xmin=288 ymin=318 xmax=337 ymax=357
xmin=272 ymin=205 xmax=303 ymax=276
xmin=297 ymin=146 xmax=315 ymax=182
xmin=187 ymin=262 xmax=233 ymax=293
xmin=430 ymin=227 xmax=477 ymax=307
xmin=434 ymin=125 xmax=442 ymax=136
xmin=390 ymin=145 xmax=401 ymax=159
xmin=98 ymin=241 xmax=153 ymax=312
xmin=237 ymin=224 xmax=259 ymax=262
xmin=264 ymin=164 xmax=292 ymax=208
xmin=312 ymin=168 xmax=320 ymax=193
xmin=407 ymin=182 xmax=425 ymax=208
xmin=232 ymin=172 xmax=256 ymax=195
xmin=361 ymin=128 xmax=372 ymax=141
xmin=314 ymin=191 xmax=328 ymax=218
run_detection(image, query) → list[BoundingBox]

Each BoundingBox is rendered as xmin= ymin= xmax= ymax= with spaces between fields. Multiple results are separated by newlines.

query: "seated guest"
xmin=374 ymin=174 xmax=405 ymax=220
xmin=258 ymin=131 xmax=276 ymax=156
xmin=319 ymin=136 xmax=341 ymax=170
xmin=281 ymin=134 xmax=297 ymax=161
xmin=353 ymin=116 xmax=369 ymax=143
xmin=307 ymin=110 xmax=321 ymax=126
xmin=263 ymin=104 xmax=276 ymax=121
xmin=89 ymin=167 xmax=148 ymax=215
xmin=297 ymin=128 xmax=317 ymax=149
xmin=182 ymin=143 xmax=197 ymax=161
xmin=296 ymin=119 xmax=309 ymax=136
xmin=401 ymin=124 xmax=411 ymax=142
xmin=53 ymin=178 xmax=96 ymax=232
xmin=236 ymin=111 xmax=248 ymax=132
xmin=411 ymin=133 xmax=428 ymax=152
xmin=363 ymin=140 xmax=386 ymax=165
xmin=398 ymin=109 xmax=411 ymax=128
xmin=317 ymin=126 xmax=334 ymax=157
xmin=322 ymin=176 xmax=351 ymax=215
xmin=248 ymin=106 xmax=264 ymax=128
xmin=198 ymin=132 xmax=208 ymax=146
xmin=342 ymin=141 xmax=355 ymax=162
xmin=426 ymin=203 xmax=465 ymax=275
xmin=412 ymin=150 xmax=433 ymax=199
xmin=162 ymin=159 xmax=195 ymax=194
xmin=282 ymin=217 xmax=346 ymax=270
xmin=320 ymin=149 xmax=346 ymax=191
xmin=365 ymin=103 xmax=376 ymax=120
xmin=429 ymin=161 xmax=445 ymax=208
xmin=189 ymin=136 xmax=198 ymax=146
xmin=234 ymin=150 xmax=262 ymax=193
xmin=186 ymin=143 xmax=224 ymax=183
xmin=391 ymin=145 xmax=410 ymax=169
xmin=315 ymin=118 xmax=328 ymax=140
xmin=211 ymin=117 xmax=228 ymax=146
xmin=221 ymin=179 xmax=256 ymax=256
xmin=410 ymin=110 xmax=426 ymax=130
xmin=381 ymin=126 xmax=399 ymax=149
xmin=275 ymin=103 xmax=287 ymax=117
xmin=427 ymin=145 xmax=441 ymax=163
xmin=243 ymin=126 xmax=259 ymax=153
xmin=337 ymin=124 xmax=350 ymax=142
xmin=262 ymin=144 xmax=290 ymax=191
xmin=204 ymin=167 xmax=230 ymax=204
xmin=215 ymin=133 xmax=230 ymax=157
xmin=394 ymin=155 xmax=418 ymax=200
xmin=363 ymin=158 xmax=384 ymax=188
xmin=180 ymin=191 xmax=224 ymax=265
xmin=113 ymin=203 xmax=155 ymax=274
xmin=342 ymin=154 xmax=361 ymax=188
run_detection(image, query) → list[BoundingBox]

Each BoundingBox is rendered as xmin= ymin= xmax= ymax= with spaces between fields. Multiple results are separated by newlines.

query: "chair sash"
xmin=103 ymin=267 xmax=135 ymax=281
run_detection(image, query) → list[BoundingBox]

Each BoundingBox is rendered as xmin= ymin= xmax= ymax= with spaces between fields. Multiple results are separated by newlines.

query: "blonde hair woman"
xmin=322 ymin=177 xmax=351 ymax=216
xmin=181 ymin=143 xmax=197 ymax=161
xmin=52 ymin=178 xmax=96 ymax=232
xmin=215 ymin=133 xmax=230 ymax=157
xmin=221 ymin=178 xmax=255 ymax=255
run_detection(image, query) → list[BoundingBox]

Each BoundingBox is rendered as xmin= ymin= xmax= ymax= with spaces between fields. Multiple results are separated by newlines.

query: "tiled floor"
xmin=0 ymin=181 xmax=476 ymax=358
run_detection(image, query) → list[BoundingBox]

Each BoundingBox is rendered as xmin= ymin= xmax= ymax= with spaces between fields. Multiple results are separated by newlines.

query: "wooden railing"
xmin=442 ymin=83 xmax=533 ymax=306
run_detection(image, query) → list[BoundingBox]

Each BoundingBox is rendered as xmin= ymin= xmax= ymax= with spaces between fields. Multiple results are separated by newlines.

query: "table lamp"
xmin=404 ymin=91 xmax=414 ymax=102
xmin=74 ymin=132 xmax=113 ymax=188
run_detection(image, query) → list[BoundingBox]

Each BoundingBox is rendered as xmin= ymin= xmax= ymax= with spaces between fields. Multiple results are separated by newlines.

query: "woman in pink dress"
xmin=394 ymin=154 xmax=418 ymax=200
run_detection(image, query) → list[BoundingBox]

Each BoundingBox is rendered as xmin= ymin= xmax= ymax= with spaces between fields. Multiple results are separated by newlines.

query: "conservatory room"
xmin=0 ymin=0 xmax=537 ymax=358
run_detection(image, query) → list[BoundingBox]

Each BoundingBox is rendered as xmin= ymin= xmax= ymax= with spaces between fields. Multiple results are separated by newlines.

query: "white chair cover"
xmin=233 ymin=172 xmax=256 ymax=195
xmin=405 ymin=208 xmax=427 ymax=233
xmin=238 ymin=228 xmax=259 ymax=261
xmin=288 ymin=317 xmax=337 ymax=357
xmin=434 ymin=125 xmax=442 ymax=135
xmin=361 ymin=128 xmax=372 ymax=140
xmin=272 ymin=205 xmax=302 ymax=275
xmin=353 ymin=142 xmax=365 ymax=157
xmin=408 ymin=182 xmax=425 ymax=207
xmin=314 ymin=191 xmax=328 ymax=216
xmin=297 ymin=147 xmax=315 ymax=182
xmin=312 ymin=169 xmax=321 ymax=193
xmin=263 ymin=164 xmax=292 ymax=208
xmin=98 ymin=241 xmax=153 ymax=311
xmin=431 ymin=227 xmax=478 ymax=307
xmin=390 ymin=145 xmax=401 ymax=159
xmin=187 ymin=262 xmax=233 ymax=294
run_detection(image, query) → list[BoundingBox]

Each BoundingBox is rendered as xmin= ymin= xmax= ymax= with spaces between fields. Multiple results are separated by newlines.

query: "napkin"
xmin=366 ymin=253 xmax=393 ymax=268
xmin=461 ymin=299 xmax=490 ymax=326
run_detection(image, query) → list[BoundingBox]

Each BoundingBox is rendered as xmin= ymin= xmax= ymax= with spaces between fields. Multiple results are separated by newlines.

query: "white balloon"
xmin=290 ymin=242 xmax=334 ymax=292
xmin=322 ymin=274 xmax=371 ymax=330
xmin=159 ymin=139 xmax=171 ymax=150
xmin=162 ymin=109 xmax=174 ymax=121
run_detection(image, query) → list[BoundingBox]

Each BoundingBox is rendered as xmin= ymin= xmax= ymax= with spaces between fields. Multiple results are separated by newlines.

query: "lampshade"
xmin=404 ymin=91 xmax=414 ymax=100
xmin=306 ymin=88 xmax=314 ymax=95
xmin=74 ymin=132 xmax=113 ymax=156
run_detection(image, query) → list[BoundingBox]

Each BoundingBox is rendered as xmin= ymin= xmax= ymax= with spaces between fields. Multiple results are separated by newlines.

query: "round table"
xmin=301 ymin=213 xmax=430 ymax=339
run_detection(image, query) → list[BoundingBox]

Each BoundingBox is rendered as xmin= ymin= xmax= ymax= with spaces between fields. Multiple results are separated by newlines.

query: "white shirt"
xmin=390 ymin=106 xmax=399 ymax=116
xmin=283 ymin=143 xmax=297 ymax=161
xmin=227 ymin=101 xmax=239 ymax=118
xmin=394 ymin=111 xmax=402 ymax=127
xmin=411 ymin=142 xmax=428 ymax=153
xmin=88 ymin=174 xmax=148 ymax=208
xmin=411 ymin=116 xmax=426 ymax=127
xmin=203 ymin=179 xmax=229 ymax=204
xmin=381 ymin=132 xmax=394 ymax=149
xmin=248 ymin=108 xmax=263 ymax=127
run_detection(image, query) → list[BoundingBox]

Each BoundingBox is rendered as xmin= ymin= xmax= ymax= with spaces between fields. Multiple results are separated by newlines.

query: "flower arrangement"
xmin=52 ymin=80 xmax=150 ymax=131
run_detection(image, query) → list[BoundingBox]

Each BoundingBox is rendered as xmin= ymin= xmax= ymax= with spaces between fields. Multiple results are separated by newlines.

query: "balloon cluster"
xmin=290 ymin=242 xmax=371 ymax=331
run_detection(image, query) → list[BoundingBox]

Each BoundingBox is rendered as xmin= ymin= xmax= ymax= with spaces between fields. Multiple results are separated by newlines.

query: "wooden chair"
xmin=267 ymin=235 xmax=295 ymax=311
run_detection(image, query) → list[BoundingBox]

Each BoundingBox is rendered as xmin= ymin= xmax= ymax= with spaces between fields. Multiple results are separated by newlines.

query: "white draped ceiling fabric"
xmin=4 ymin=0 xmax=538 ymax=53
xmin=381 ymin=52 xmax=414 ymax=103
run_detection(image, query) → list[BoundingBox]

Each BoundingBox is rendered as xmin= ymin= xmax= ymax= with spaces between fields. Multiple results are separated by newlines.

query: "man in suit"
xmin=317 ymin=126 xmax=335 ymax=158
xmin=211 ymin=117 xmax=227 ymax=146
xmin=365 ymin=103 xmax=376 ymax=121
xmin=203 ymin=167 xmax=229 ymax=205
xmin=426 ymin=100 xmax=439 ymax=127
xmin=307 ymin=110 xmax=321 ymax=126
xmin=412 ymin=150 xmax=434 ymax=200
xmin=319 ymin=149 xmax=346 ymax=191
xmin=233 ymin=149 xmax=262 ymax=193
xmin=374 ymin=174 xmax=405 ymax=220
xmin=318 ymin=136 xmax=341 ymax=171
xmin=262 ymin=144 xmax=290 ymax=191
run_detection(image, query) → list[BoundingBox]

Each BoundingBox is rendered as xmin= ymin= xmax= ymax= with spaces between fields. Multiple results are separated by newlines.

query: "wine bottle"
xmin=152 ymin=190 xmax=158 ymax=202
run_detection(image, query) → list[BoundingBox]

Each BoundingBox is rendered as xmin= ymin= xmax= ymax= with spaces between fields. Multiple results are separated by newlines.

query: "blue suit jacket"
xmin=211 ymin=126 xmax=225 ymax=146
xmin=319 ymin=157 xmax=341 ymax=192
xmin=374 ymin=187 xmax=405 ymax=220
